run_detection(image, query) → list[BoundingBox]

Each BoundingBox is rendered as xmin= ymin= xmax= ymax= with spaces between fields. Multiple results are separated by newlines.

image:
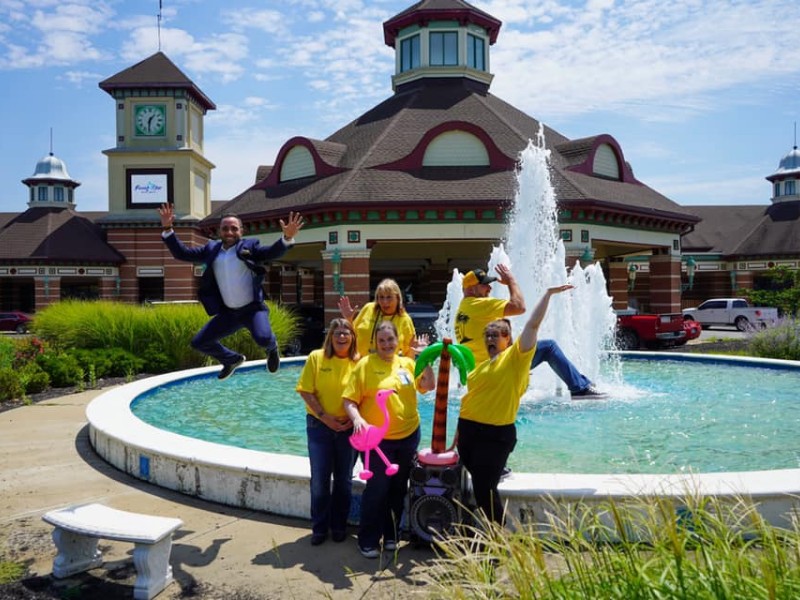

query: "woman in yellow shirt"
xmin=458 ymin=285 xmax=573 ymax=526
xmin=296 ymin=318 xmax=359 ymax=546
xmin=338 ymin=278 xmax=417 ymax=358
xmin=343 ymin=321 xmax=435 ymax=558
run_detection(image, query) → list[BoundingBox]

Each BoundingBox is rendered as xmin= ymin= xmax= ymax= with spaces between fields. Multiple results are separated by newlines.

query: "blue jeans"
xmin=191 ymin=302 xmax=277 ymax=365
xmin=306 ymin=414 xmax=357 ymax=537
xmin=532 ymin=339 xmax=591 ymax=393
xmin=358 ymin=427 xmax=420 ymax=549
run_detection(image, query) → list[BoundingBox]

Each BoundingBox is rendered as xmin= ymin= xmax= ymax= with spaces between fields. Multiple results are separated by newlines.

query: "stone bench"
xmin=42 ymin=503 xmax=183 ymax=600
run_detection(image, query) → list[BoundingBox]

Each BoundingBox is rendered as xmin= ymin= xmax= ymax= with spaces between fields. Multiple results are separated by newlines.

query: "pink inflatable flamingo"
xmin=349 ymin=389 xmax=399 ymax=480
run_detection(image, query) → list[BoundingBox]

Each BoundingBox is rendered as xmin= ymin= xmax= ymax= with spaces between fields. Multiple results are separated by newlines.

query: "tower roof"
xmin=99 ymin=51 xmax=216 ymax=110
xmin=769 ymin=146 xmax=800 ymax=179
xmin=384 ymin=0 xmax=502 ymax=47
xmin=24 ymin=153 xmax=75 ymax=183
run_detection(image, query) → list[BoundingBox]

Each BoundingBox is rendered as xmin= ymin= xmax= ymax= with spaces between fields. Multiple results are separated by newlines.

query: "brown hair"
xmin=323 ymin=318 xmax=358 ymax=360
xmin=375 ymin=320 xmax=399 ymax=340
xmin=485 ymin=318 xmax=513 ymax=344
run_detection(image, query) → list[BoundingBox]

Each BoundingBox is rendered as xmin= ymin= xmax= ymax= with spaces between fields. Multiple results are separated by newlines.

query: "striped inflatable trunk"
xmin=431 ymin=338 xmax=453 ymax=454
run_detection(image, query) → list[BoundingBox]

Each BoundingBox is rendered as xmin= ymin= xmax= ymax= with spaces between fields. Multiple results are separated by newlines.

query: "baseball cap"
xmin=462 ymin=268 xmax=497 ymax=289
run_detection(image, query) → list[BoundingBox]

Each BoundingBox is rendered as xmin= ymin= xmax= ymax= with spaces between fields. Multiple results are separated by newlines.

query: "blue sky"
xmin=0 ymin=0 xmax=798 ymax=213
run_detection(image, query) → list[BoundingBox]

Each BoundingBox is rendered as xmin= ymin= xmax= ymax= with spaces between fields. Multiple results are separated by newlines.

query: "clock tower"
xmin=99 ymin=51 xmax=216 ymax=220
xmin=97 ymin=52 xmax=216 ymax=304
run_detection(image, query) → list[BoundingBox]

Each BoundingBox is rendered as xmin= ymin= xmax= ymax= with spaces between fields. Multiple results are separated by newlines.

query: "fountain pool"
xmin=87 ymin=353 xmax=800 ymax=531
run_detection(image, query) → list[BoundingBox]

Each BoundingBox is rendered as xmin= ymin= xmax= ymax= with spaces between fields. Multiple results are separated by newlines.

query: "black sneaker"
xmin=571 ymin=386 xmax=608 ymax=399
xmin=266 ymin=347 xmax=280 ymax=373
xmin=310 ymin=533 xmax=327 ymax=546
xmin=218 ymin=355 xmax=245 ymax=380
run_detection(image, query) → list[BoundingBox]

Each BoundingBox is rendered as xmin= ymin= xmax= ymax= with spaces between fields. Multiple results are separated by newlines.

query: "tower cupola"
xmin=383 ymin=0 xmax=502 ymax=93
xmin=22 ymin=152 xmax=81 ymax=209
xmin=766 ymin=146 xmax=800 ymax=203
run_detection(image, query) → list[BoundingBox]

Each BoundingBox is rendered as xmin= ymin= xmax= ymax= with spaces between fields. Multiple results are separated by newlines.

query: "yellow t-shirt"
xmin=454 ymin=296 xmax=508 ymax=363
xmin=295 ymin=349 xmax=356 ymax=418
xmin=352 ymin=302 xmax=416 ymax=358
xmin=342 ymin=354 xmax=421 ymax=440
xmin=459 ymin=340 xmax=536 ymax=426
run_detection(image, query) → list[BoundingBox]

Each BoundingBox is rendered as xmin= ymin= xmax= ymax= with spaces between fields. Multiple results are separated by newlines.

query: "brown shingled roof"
xmin=0 ymin=207 xmax=125 ymax=263
xmin=680 ymin=205 xmax=770 ymax=254
xmin=99 ymin=52 xmax=216 ymax=111
xmin=211 ymin=78 xmax=696 ymax=230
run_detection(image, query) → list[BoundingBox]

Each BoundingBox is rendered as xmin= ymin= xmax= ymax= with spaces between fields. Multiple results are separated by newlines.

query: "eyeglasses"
xmin=484 ymin=330 xmax=509 ymax=339
xmin=333 ymin=331 xmax=353 ymax=337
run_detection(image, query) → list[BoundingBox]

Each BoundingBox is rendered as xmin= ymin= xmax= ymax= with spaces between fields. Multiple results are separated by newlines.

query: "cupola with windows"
xmin=383 ymin=0 xmax=502 ymax=93
xmin=22 ymin=152 xmax=81 ymax=209
xmin=766 ymin=146 xmax=800 ymax=204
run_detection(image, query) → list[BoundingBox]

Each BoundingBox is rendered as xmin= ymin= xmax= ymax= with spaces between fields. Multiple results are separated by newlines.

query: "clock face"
xmin=134 ymin=105 xmax=166 ymax=137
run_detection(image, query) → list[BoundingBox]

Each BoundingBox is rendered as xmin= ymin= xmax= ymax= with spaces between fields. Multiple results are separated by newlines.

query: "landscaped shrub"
xmin=748 ymin=317 xmax=800 ymax=361
xmin=139 ymin=343 xmax=173 ymax=374
xmin=35 ymin=352 xmax=84 ymax=388
xmin=32 ymin=300 xmax=299 ymax=370
xmin=66 ymin=347 xmax=145 ymax=379
xmin=0 ymin=368 xmax=23 ymax=401
xmin=19 ymin=363 xmax=49 ymax=394
xmin=429 ymin=494 xmax=800 ymax=599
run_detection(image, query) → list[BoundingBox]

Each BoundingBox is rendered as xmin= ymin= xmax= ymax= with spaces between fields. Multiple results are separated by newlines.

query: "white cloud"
xmin=60 ymin=69 xmax=103 ymax=87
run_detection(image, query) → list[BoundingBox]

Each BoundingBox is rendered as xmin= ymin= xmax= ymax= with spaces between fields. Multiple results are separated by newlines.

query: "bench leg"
xmin=132 ymin=536 xmax=175 ymax=600
xmin=51 ymin=528 xmax=103 ymax=578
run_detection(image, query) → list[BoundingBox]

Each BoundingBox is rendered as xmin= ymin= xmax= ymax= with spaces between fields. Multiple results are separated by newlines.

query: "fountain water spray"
xmin=437 ymin=128 xmax=619 ymax=397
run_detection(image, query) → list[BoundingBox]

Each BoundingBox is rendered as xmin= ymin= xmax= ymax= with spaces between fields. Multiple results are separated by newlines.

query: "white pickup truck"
xmin=682 ymin=298 xmax=778 ymax=331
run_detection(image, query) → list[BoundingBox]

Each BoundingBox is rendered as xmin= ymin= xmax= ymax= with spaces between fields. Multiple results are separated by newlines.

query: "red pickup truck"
xmin=615 ymin=310 xmax=696 ymax=350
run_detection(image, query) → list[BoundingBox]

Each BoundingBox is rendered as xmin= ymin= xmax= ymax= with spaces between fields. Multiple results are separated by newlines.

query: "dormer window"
xmin=592 ymin=143 xmax=622 ymax=180
xmin=430 ymin=31 xmax=458 ymax=66
xmin=400 ymin=34 xmax=420 ymax=73
xmin=280 ymin=145 xmax=315 ymax=182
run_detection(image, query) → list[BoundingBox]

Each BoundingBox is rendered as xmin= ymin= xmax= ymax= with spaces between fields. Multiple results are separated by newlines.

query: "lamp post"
xmin=580 ymin=246 xmax=593 ymax=265
xmin=627 ymin=263 xmax=637 ymax=291
xmin=331 ymin=248 xmax=344 ymax=295
xmin=686 ymin=256 xmax=697 ymax=290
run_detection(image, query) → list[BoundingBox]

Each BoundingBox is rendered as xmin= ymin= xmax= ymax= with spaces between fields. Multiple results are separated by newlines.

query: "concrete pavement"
xmin=0 ymin=388 xmax=436 ymax=599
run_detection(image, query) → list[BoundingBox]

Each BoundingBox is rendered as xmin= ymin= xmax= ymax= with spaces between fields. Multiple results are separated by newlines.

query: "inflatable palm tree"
xmin=415 ymin=338 xmax=474 ymax=460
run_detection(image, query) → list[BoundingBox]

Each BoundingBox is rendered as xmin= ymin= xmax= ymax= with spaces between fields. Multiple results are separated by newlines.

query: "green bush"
xmin=0 ymin=368 xmax=23 ymax=401
xmin=139 ymin=343 xmax=173 ymax=374
xmin=748 ymin=317 xmax=800 ymax=361
xmin=66 ymin=347 xmax=145 ymax=379
xmin=36 ymin=352 xmax=84 ymax=388
xmin=19 ymin=363 xmax=50 ymax=394
xmin=32 ymin=300 xmax=299 ymax=370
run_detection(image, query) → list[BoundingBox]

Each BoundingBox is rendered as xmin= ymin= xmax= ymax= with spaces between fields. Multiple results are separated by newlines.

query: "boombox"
xmin=405 ymin=458 xmax=471 ymax=544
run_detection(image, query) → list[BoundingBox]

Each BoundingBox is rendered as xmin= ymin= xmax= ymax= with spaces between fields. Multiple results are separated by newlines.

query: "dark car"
xmin=284 ymin=305 xmax=326 ymax=356
xmin=0 ymin=311 xmax=32 ymax=334
xmin=405 ymin=302 xmax=440 ymax=343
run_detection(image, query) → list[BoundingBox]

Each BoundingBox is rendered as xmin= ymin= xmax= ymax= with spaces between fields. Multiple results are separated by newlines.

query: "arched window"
xmin=422 ymin=130 xmax=490 ymax=166
xmin=279 ymin=145 xmax=315 ymax=182
xmin=592 ymin=144 xmax=621 ymax=180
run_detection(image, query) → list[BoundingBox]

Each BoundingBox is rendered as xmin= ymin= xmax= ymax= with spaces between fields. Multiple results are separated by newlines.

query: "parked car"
xmin=0 ymin=311 xmax=32 ymax=334
xmin=615 ymin=309 xmax=686 ymax=350
xmin=284 ymin=305 xmax=326 ymax=356
xmin=405 ymin=302 xmax=440 ymax=343
xmin=683 ymin=298 xmax=779 ymax=331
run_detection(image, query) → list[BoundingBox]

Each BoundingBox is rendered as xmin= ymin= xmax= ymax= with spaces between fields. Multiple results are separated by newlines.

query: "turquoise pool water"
xmin=132 ymin=358 xmax=800 ymax=474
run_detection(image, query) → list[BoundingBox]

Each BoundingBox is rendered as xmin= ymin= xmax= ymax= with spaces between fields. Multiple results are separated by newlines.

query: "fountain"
xmin=86 ymin=130 xmax=800 ymax=535
xmin=436 ymin=129 xmax=619 ymax=396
